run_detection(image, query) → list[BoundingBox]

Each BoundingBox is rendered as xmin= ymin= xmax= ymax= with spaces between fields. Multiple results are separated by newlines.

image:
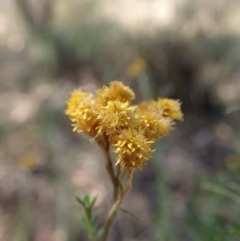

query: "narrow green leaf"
xmin=225 ymin=105 xmax=240 ymax=114
xmin=228 ymin=221 xmax=240 ymax=236
xmin=76 ymin=196 xmax=85 ymax=207
xmin=84 ymin=195 xmax=90 ymax=205
xmin=93 ymin=208 xmax=103 ymax=224
xmin=119 ymin=208 xmax=143 ymax=221
xmin=96 ymin=227 xmax=104 ymax=239
xmin=201 ymin=182 xmax=240 ymax=205
xmin=228 ymin=182 xmax=240 ymax=194
xmin=90 ymin=196 xmax=97 ymax=209
xmin=80 ymin=217 xmax=88 ymax=231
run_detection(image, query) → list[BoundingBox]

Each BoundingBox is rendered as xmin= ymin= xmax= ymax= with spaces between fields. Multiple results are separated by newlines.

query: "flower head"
xmin=97 ymin=100 xmax=137 ymax=136
xmin=157 ymin=98 xmax=183 ymax=120
xmin=96 ymin=81 xmax=135 ymax=105
xmin=136 ymin=100 xmax=172 ymax=140
xmin=65 ymin=90 xmax=89 ymax=116
xmin=113 ymin=129 xmax=153 ymax=169
xmin=66 ymin=92 xmax=100 ymax=137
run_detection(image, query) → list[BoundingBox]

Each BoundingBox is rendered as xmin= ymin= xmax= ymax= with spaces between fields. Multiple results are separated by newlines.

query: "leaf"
xmin=118 ymin=208 xmax=143 ymax=221
xmin=76 ymin=195 xmax=100 ymax=241
xmin=84 ymin=195 xmax=90 ymax=205
xmin=88 ymin=198 xmax=97 ymax=219
xmin=76 ymin=196 xmax=85 ymax=207
xmin=96 ymin=227 xmax=104 ymax=239
xmin=228 ymin=221 xmax=240 ymax=237
xmin=201 ymin=182 xmax=240 ymax=205
xmin=228 ymin=182 xmax=240 ymax=194
xmin=225 ymin=106 xmax=240 ymax=115
xmin=90 ymin=196 xmax=97 ymax=209
xmin=93 ymin=208 xmax=103 ymax=225
xmin=80 ymin=216 xmax=88 ymax=231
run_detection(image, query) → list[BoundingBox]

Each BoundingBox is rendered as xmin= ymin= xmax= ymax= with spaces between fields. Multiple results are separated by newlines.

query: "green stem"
xmin=98 ymin=142 xmax=119 ymax=202
xmin=84 ymin=212 xmax=98 ymax=241
xmin=102 ymin=169 xmax=134 ymax=241
xmin=96 ymin=135 xmax=119 ymax=202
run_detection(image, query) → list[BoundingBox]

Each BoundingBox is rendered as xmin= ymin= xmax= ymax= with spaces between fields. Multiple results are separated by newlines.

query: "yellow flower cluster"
xmin=65 ymin=81 xmax=183 ymax=170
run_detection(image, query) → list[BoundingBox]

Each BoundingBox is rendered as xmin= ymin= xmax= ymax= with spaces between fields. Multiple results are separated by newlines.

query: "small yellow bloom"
xmin=113 ymin=129 xmax=153 ymax=169
xmin=65 ymin=90 xmax=89 ymax=116
xmin=96 ymin=81 xmax=135 ymax=105
xmin=158 ymin=98 xmax=183 ymax=120
xmin=97 ymin=100 xmax=137 ymax=135
xmin=136 ymin=100 xmax=172 ymax=140
xmin=137 ymin=100 xmax=162 ymax=116
xmin=67 ymin=93 xmax=100 ymax=138
xmin=127 ymin=58 xmax=146 ymax=78
xmin=139 ymin=115 xmax=172 ymax=140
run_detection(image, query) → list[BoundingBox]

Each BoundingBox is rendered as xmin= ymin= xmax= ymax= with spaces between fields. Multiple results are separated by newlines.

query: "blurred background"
xmin=0 ymin=0 xmax=240 ymax=240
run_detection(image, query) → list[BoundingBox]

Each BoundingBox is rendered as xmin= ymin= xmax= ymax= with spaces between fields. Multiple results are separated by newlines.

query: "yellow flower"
xmin=139 ymin=115 xmax=172 ymax=140
xmin=68 ymin=93 xmax=100 ymax=138
xmin=113 ymin=129 xmax=153 ymax=169
xmin=96 ymin=81 xmax=135 ymax=105
xmin=65 ymin=90 xmax=89 ymax=116
xmin=136 ymin=100 xmax=172 ymax=140
xmin=97 ymin=100 xmax=137 ymax=136
xmin=127 ymin=58 xmax=146 ymax=78
xmin=157 ymin=98 xmax=183 ymax=120
xmin=136 ymin=100 xmax=161 ymax=116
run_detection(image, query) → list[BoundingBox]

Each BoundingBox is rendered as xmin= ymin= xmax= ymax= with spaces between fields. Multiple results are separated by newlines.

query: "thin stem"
xmin=117 ymin=165 xmax=121 ymax=179
xmin=96 ymin=136 xmax=119 ymax=202
xmin=102 ymin=169 xmax=134 ymax=241
xmin=96 ymin=135 xmax=134 ymax=241
xmin=100 ymin=144 xmax=119 ymax=202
